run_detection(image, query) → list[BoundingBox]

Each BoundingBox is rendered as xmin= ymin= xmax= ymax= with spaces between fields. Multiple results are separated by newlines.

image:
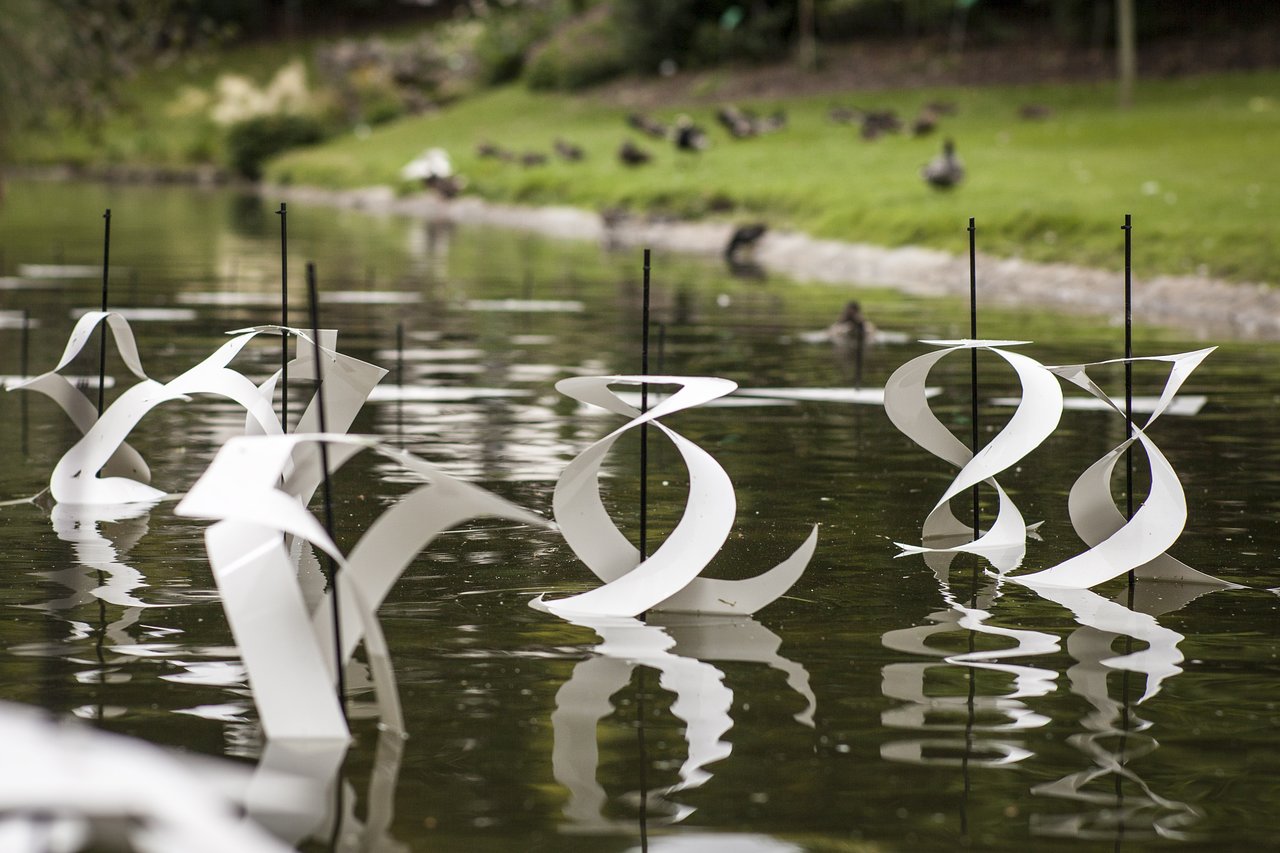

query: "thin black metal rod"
xmin=1123 ymin=214 xmax=1135 ymax=592
xmin=1123 ymin=214 xmax=1134 ymax=518
xmin=640 ymin=249 xmax=651 ymax=563
xmin=307 ymin=263 xmax=346 ymax=721
xmin=277 ymin=203 xmax=289 ymax=432
xmin=98 ymin=209 xmax=111 ymax=416
xmin=637 ymin=252 xmax=653 ymax=853
xmin=968 ymin=217 xmax=980 ymax=540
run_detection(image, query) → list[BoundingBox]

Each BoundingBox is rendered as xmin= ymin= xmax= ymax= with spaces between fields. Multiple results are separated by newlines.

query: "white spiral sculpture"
xmin=1013 ymin=348 xmax=1218 ymax=589
xmin=537 ymin=375 xmax=818 ymax=619
xmin=175 ymin=434 xmax=548 ymax=743
xmin=884 ymin=340 xmax=1064 ymax=573
xmin=8 ymin=311 xmax=155 ymax=490
xmin=11 ymin=319 xmax=384 ymax=505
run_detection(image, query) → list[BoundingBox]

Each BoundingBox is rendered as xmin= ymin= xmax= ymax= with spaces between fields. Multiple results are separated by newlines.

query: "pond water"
xmin=0 ymin=179 xmax=1277 ymax=852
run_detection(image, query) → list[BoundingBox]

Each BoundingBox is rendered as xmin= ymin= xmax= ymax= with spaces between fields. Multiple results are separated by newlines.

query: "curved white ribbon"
xmin=44 ymin=325 xmax=384 ymax=505
xmin=542 ymin=375 xmax=817 ymax=618
xmin=885 ymin=340 xmax=1063 ymax=572
xmin=9 ymin=311 xmax=155 ymax=485
xmin=176 ymin=434 xmax=548 ymax=742
xmin=1014 ymin=348 xmax=1221 ymax=589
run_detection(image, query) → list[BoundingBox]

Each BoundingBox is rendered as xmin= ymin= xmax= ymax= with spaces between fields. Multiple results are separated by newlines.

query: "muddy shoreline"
xmin=270 ymin=182 xmax=1280 ymax=342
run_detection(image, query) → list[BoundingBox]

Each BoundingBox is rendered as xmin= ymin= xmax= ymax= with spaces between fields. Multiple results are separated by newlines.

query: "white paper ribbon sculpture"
xmin=536 ymin=375 xmax=818 ymax=619
xmin=0 ymin=701 xmax=304 ymax=853
xmin=1013 ymin=348 xmax=1220 ymax=589
xmin=7 ymin=311 xmax=155 ymax=489
xmin=175 ymin=434 xmax=549 ymax=743
xmin=884 ymin=340 xmax=1064 ymax=573
xmin=12 ymin=321 xmax=384 ymax=505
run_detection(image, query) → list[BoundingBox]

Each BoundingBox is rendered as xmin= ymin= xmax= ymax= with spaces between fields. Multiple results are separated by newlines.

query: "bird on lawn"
xmin=401 ymin=148 xmax=467 ymax=198
xmin=627 ymin=112 xmax=667 ymax=139
xmin=922 ymin=138 xmax=964 ymax=190
xmin=724 ymin=222 xmax=767 ymax=262
xmin=553 ymin=138 xmax=585 ymax=161
xmin=673 ymin=115 xmax=709 ymax=152
xmin=618 ymin=140 xmax=652 ymax=166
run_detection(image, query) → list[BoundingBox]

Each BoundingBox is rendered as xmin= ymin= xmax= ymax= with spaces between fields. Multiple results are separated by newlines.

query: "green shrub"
xmin=225 ymin=113 xmax=326 ymax=179
xmin=613 ymin=0 xmax=796 ymax=73
xmin=525 ymin=6 xmax=627 ymax=90
xmin=474 ymin=4 xmax=563 ymax=85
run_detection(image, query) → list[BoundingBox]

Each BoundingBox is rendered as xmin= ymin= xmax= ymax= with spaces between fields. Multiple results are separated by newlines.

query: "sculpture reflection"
xmin=545 ymin=610 xmax=816 ymax=834
xmin=1027 ymin=579 xmax=1230 ymax=842
xmin=880 ymin=555 xmax=1058 ymax=772
xmin=12 ymin=500 xmax=169 ymax=720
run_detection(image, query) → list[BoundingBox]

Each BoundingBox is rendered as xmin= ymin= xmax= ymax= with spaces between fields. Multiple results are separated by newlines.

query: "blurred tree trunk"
xmin=796 ymin=0 xmax=816 ymax=70
xmin=1117 ymin=0 xmax=1136 ymax=108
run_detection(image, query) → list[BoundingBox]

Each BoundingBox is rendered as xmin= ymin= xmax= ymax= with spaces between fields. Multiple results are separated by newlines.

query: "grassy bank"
xmin=8 ymin=34 xmax=1278 ymax=285
xmin=267 ymin=72 xmax=1280 ymax=284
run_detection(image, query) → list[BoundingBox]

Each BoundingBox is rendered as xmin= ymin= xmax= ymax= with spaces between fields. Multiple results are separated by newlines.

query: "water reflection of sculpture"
xmin=549 ymin=612 xmax=817 ymax=833
xmin=533 ymin=375 xmax=819 ymax=834
xmin=879 ymin=556 xmax=1057 ymax=773
xmin=1025 ymin=580 xmax=1232 ymax=841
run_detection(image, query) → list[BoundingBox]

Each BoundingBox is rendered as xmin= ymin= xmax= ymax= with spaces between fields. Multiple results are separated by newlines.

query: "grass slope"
xmin=269 ymin=73 xmax=1280 ymax=283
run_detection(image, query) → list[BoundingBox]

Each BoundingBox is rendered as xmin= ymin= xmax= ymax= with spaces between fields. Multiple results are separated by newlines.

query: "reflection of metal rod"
xmin=276 ymin=203 xmax=289 ymax=432
xmin=307 ymin=263 xmax=346 ymax=722
xmin=98 ymin=209 xmax=111 ymax=416
xmin=960 ymin=563 xmax=979 ymax=837
xmin=637 ymin=667 xmax=650 ymax=852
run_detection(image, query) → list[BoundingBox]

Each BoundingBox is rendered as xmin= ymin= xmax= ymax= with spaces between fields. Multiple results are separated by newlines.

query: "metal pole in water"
xmin=307 ymin=262 xmax=346 ymax=722
xmin=640 ymin=249 xmax=651 ymax=563
xmin=968 ymin=217 xmax=979 ymax=540
xmin=1123 ymin=214 xmax=1135 ymax=592
xmin=637 ymin=249 xmax=652 ymax=853
xmin=1123 ymin=214 xmax=1134 ymax=518
xmin=98 ymin=209 xmax=111 ymax=416
xmin=277 ymin=203 xmax=289 ymax=432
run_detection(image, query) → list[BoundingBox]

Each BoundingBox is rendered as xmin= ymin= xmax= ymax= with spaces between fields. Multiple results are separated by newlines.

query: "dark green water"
xmin=0 ymin=179 xmax=1277 ymax=852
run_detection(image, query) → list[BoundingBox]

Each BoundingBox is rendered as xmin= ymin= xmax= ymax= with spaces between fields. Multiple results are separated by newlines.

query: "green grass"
xmin=10 ymin=33 xmax=1280 ymax=285
xmin=268 ymin=72 xmax=1280 ymax=283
